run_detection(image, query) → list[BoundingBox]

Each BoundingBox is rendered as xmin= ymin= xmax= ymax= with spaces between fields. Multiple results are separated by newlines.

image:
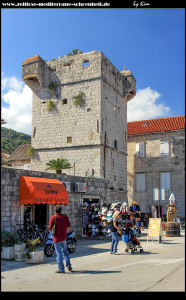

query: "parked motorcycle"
xmin=44 ymin=231 xmax=77 ymax=257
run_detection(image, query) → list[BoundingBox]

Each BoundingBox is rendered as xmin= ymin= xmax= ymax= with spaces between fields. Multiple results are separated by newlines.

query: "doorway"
xmin=35 ymin=204 xmax=47 ymax=228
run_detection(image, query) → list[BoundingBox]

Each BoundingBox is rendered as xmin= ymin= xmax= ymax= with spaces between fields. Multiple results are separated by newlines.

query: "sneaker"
xmin=67 ymin=265 xmax=72 ymax=272
xmin=55 ymin=270 xmax=65 ymax=273
xmin=110 ymin=252 xmax=114 ymax=254
xmin=114 ymin=252 xmax=120 ymax=255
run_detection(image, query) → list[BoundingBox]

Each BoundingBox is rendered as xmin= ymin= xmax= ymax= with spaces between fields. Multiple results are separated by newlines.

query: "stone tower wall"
xmin=22 ymin=50 xmax=136 ymax=202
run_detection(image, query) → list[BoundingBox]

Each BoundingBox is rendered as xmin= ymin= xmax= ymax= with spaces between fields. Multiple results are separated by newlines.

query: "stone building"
xmin=22 ymin=51 xmax=136 ymax=203
xmin=127 ymin=116 xmax=185 ymax=218
xmin=1 ymin=167 xmax=108 ymax=236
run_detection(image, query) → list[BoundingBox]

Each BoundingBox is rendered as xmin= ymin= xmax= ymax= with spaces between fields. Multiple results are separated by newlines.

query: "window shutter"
xmin=161 ymin=172 xmax=170 ymax=190
xmin=139 ymin=143 xmax=145 ymax=157
xmin=136 ymin=173 xmax=145 ymax=191
xmin=160 ymin=140 xmax=169 ymax=155
xmin=136 ymin=143 xmax=140 ymax=157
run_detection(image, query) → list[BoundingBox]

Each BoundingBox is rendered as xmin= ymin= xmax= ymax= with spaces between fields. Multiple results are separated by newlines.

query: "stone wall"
xmin=1 ymin=167 xmax=109 ymax=236
xmin=127 ymin=130 xmax=185 ymax=218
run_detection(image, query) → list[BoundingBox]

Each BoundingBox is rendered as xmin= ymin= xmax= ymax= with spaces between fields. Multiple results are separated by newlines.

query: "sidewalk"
xmin=1 ymin=229 xmax=184 ymax=271
xmin=1 ymin=229 xmax=185 ymax=292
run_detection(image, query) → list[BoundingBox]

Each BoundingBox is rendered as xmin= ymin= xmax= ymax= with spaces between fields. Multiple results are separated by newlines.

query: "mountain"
xmin=1 ymin=127 xmax=31 ymax=155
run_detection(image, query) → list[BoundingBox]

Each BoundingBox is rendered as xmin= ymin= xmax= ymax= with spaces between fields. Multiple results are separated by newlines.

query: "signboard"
xmin=147 ymin=218 xmax=163 ymax=242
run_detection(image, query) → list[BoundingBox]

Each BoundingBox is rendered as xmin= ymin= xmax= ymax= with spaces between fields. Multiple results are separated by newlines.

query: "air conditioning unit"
xmin=62 ymin=181 xmax=71 ymax=192
xmin=75 ymin=182 xmax=87 ymax=193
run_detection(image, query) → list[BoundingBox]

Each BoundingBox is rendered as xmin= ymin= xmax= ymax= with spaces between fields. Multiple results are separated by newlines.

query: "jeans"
xmin=54 ymin=240 xmax=71 ymax=272
xmin=110 ymin=232 xmax=119 ymax=253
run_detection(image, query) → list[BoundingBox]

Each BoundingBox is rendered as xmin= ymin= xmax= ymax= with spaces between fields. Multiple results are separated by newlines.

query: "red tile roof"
xmin=127 ymin=116 xmax=185 ymax=135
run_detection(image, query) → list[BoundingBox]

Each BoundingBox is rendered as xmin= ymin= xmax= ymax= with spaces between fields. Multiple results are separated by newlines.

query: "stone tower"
xmin=22 ymin=51 xmax=136 ymax=202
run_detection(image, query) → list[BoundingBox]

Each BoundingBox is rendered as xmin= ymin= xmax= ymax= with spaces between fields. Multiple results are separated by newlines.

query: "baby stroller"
xmin=122 ymin=221 xmax=144 ymax=254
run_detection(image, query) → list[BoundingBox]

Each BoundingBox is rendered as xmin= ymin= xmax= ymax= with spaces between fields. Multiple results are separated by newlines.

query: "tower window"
xmin=83 ymin=60 xmax=90 ymax=68
xmin=114 ymin=139 xmax=117 ymax=149
xmin=67 ymin=137 xmax=72 ymax=143
xmin=62 ymin=99 xmax=67 ymax=104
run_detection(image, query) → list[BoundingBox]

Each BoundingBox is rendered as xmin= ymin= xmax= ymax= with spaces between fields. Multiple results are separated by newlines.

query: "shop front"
xmin=19 ymin=176 xmax=68 ymax=226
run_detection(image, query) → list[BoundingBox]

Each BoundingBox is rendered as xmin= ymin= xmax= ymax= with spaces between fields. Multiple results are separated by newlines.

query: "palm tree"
xmin=45 ymin=158 xmax=71 ymax=174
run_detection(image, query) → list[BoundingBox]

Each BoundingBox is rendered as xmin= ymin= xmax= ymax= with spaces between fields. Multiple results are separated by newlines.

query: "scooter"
xmin=44 ymin=231 xmax=77 ymax=257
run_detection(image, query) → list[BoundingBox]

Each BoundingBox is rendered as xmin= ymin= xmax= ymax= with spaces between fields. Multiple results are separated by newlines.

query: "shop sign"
xmin=35 ymin=198 xmax=67 ymax=204
xmin=147 ymin=218 xmax=163 ymax=242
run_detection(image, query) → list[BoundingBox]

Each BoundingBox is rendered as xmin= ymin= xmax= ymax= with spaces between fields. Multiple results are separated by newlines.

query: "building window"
xmin=83 ymin=60 xmax=90 ymax=68
xmin=67 ymin=137 xmax=72 ymax=144
xmin=114 ymin=139 xmax=117 ymax=149
xmin=24 ymin=164 xmax=31 ymax=170
xmin=160 ymin=140 xmax=170 ymax=156
xmin=62 ymin=99 xmax=67 ymax=104
xmin=136 ymin=142 xmax=145 ymax=157
xmin=160 ymin=172 xmax=170 ymax=191
xmin=136 ymin=173 xmax=146 ymax=191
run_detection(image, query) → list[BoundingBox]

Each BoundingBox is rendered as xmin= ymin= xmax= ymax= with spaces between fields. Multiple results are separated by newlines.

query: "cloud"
xmin=1 ymin=75 xmax=32 ymax=135
xmin=127 ymin=87 xmax=171 ymax=122
xmin=2 ymin=74 xmax=24 ymax=92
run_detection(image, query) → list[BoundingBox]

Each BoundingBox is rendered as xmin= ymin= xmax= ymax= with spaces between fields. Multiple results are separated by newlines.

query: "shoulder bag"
xmin=51 ymin=216 xmax=57 ymax=235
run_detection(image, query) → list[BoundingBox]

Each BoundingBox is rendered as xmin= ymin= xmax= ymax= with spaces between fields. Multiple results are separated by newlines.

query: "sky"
xmin=1 ymin=8 xmax=185 ymax=135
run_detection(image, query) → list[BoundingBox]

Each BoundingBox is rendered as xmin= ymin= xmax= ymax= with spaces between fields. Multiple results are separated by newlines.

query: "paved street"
xmin=1 ymin=230 xmax=185 ymax=292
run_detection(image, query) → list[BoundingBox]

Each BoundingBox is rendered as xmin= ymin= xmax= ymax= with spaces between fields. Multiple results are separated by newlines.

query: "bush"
xmin=1 ymin=231 xmax=21 ymax=248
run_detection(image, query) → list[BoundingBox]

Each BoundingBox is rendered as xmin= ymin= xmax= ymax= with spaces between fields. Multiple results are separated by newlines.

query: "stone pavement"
xmin=1 ymin=230 xmax=185 ymax=292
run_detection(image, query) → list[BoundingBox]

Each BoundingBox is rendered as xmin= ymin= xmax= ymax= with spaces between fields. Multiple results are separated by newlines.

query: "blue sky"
xmin=1 ymin=8 xmax=185 ymax=134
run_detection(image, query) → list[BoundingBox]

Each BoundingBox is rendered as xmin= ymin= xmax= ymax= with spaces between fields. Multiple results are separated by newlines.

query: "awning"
xmin=19 ymin=176 xmax=69 ymax=205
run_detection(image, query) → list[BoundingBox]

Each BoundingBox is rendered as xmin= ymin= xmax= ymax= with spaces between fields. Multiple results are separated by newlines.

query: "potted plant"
xmin=45 ymin=158 xmax=71 ymax=174
xmin=25 ymin=237 xmax=44 ymax=264
xmin=14 ymin=241 xmax=26 ymax=262
xmin=14 ymin=240 xmax=26 ymax=252
xmin=1 ymin=231 xmax=20 ymax=260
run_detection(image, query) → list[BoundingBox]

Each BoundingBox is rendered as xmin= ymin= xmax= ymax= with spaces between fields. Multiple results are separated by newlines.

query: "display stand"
xmin=147 ymin=218 xmax=163 ymax=243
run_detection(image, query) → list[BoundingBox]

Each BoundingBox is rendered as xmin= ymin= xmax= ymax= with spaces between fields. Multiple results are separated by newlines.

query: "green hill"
xmin=1 ymin=127 xmax=31 ymax=155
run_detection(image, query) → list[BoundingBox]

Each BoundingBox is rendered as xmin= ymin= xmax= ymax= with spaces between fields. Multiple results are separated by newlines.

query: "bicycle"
xmin=28 ymin=224 xmax=49 ymax=246
xmin=16 ymin=221 xmax=35 ymax=243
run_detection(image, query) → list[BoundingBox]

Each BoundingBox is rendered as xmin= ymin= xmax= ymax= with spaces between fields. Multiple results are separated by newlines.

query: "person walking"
xmin=110 ymin=210 xmax=121 ymax=255
xmin=48 ymin=205 xmax=72 ymax=273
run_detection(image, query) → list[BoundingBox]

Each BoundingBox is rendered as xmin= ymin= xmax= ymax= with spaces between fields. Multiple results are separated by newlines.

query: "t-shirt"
xmin=110 ymin=217 xmax=118 ymax=232
xmin=48 ymin=213 xmax=70 ymax=243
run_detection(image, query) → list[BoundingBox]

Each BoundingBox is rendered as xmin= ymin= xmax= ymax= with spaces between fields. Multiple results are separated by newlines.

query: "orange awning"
xmin=19 ymin=176 xmax=69 ymax=205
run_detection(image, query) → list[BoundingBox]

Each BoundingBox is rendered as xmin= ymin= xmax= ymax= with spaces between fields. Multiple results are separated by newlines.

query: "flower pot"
xmin=1 ymin=246 xmax=15 ymax=260
xmin=15 ymin=250 xmax=26 ymax=262
xmin=26 ymin=251 xmax=44 ymax=264
xmin=14 ymin=243 xmax=26 ymax=252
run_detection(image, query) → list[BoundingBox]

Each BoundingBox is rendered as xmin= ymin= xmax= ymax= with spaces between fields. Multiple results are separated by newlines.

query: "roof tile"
xmin=127 ymin=116 xmax=185 ymax=135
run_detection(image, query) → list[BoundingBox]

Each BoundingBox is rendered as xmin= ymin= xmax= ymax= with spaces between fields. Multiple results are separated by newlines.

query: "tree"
xmin=45 ymin=158 xmax=71 ymax=174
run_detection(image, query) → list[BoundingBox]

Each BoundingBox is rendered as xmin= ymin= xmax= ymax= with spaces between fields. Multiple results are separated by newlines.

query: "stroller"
xmin=122 ymin=221 xmax=144 ymax=254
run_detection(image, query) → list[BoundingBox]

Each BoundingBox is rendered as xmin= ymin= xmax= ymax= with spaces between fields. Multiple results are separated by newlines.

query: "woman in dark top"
xmin=110 ymin=210 xmax=121 ymax=255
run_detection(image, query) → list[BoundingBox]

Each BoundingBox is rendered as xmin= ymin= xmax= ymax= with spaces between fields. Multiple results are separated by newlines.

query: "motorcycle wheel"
xmin=67 ymin=240 xmax=76 ymax=253
xmin=44 ymin=244 xmax=54 ymax=257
